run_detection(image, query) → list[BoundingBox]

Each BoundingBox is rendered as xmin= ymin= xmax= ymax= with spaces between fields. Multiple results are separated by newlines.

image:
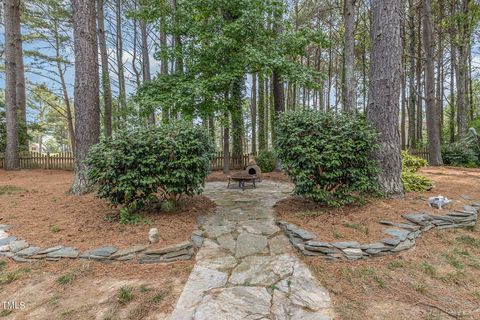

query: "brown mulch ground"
xmin=275 ymin=166 xmax=480 ymax=242
xmin=0 ymin=170 xmax=215 ymax=251
xmin=275 ymin=166 xmax=480 ymax=319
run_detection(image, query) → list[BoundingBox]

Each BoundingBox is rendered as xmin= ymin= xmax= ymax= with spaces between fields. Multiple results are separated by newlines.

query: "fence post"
xmin=47 ymin=152 xmax=50 ymax=170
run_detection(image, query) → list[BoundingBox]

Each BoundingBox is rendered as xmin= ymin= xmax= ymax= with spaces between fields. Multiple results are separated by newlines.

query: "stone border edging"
xmin=0 ymin=226 xmax=206 ymax=264
xmin=277 ymin=203 xmax=480 ymax=261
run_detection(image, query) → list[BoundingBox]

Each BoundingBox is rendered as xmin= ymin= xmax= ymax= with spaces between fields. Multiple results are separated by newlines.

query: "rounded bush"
xmin=275 ymin=110 xmax=379 ymax=206
xmin=85 ymin=121 xmax=214 ymax=217
xmin=442 ymin=143 xmax=478 ymax=168
xmin=256 ymin=149 xmax=276 ymax=173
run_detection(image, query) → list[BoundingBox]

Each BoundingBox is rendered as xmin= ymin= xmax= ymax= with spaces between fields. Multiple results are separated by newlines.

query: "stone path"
xmin=170 ymin=181 xmax=333 ymax=320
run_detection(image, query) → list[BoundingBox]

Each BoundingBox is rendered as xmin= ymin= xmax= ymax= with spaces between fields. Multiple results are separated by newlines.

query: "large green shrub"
xmin=275 ymin=110 xmax=379 ymax=206
xmin=441 ymin=143 xmax=478 ymax=168
xmin=256 ymin=149 xmax=276 ymax=173
xmin=85 ymin=121 xmax=214 ymax=221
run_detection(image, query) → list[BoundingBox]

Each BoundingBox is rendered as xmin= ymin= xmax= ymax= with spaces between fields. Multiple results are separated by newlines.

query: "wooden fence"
xmin=406 ymin=147 xmax=429 ymax=162
xmin=0 ymin=151 xmax=250 ymax=171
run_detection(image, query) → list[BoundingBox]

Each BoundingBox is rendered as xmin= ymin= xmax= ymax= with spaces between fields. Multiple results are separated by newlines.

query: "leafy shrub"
xmin=442 ymin=143 xmax=478 ymax=168
xmin=256 ymin=149 xmax=276 ymax=173
xmin=85 ymin=121 xmax=214 ymax=221
xmin=275 ymin=110 xmax=379 ymax=206
xmin=400 ymin=151 xmax=432 ymax=192
xmin=401 ymin=150 xmax=428 ymax=173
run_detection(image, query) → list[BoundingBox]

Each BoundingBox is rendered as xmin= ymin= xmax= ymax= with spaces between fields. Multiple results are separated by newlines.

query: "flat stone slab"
xmin=289 ymin=262 xmax=331 ymax=311
xmin=0 ymin=225 xmax=11 ymax=231
xmin=229 ymin=254 xmax=295 ymax=286
xmin=81 ymin=246 xmax=117 ymax=258
xmin=16 ymin=246 xmax=41 ymax=257
xmin=285 ymin=224 xmax=315 ymax=240
xmin=110 ymin=245 xmax=147 ymax=259
xmin=36 ymin=245 xmax=64 ymax=255
xmin=9 ymin=240 xmax=29 ymax=253
xmin=46 ymin=247 xmax=79 ymax=259
xmin=241 ymin=219 xmax=280 ymax=236
xmin=193 ymin=286 xmax=271 ymax=320
xmin=0 ymin=236 xmax=16 ymax=246
xmin=145 ymin=241 xmax=193 ymax=255
xmin=269 ymin=234 xmax=291 ymax=255
xmin=235 ymin=232 xmax=268 ymax=258
xmin=331 ymin=241 xmax=360 ymax=249
xmin=216 ymin=233 xmax=236 ymax=253
xmin=384 ymin=228 xmax=410 ymax=241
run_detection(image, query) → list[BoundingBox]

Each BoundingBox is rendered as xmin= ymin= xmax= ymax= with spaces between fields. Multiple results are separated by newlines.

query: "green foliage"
xmin=401 ymin=151 xmax=428 ymax=173
xmin=400 ymin=151 xmax=432 ymax=192
xmin=117 ymin=285 xmax=134 ymax=304
xmin=442 ymin=142 xmax=479 ymax=168
xmin=256 ymin=149 xmax=276 ymax=173
xmin=85 ymin=121 xmax=214 ymax=222
xmin=161 ymin=200 xmax=176 ymax=213
xmin=275 ymin=110 xmax=379 ymax=207
xmin=401 ymin=171 xmax=433 ymax=192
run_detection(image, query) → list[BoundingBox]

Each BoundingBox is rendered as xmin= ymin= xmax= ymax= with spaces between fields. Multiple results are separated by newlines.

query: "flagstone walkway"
xmin=170 ymin=180 xmax=333 ymax=320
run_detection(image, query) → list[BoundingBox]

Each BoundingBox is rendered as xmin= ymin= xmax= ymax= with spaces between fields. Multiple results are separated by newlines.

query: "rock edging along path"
xmin=170 ymin=181 xmax=333 ymax=320
xmin=278 ymin=203 xmax=480 ymax=261
xmin=0 ymin=228 xmax=200 ymax=264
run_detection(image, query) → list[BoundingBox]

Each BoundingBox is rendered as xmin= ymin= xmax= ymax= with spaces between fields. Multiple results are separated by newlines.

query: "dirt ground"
xmin=0 ymin=170 xmax=215 ymax=251
xmin=0 ymin=258 xmax=193 ymax=319
xmin=277 ymin=167 xmax=480 ymax=319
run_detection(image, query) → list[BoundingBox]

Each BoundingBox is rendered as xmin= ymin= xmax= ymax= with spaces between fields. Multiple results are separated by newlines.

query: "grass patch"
xmin=56 ymin=263 xmax=90 ymax=286
xmin=420 ymin=261 xmax=437 ymax=277
xmin=0 ymin=260 xmax=7 ymax=271
xmin=332 ymin=229 xmax=342 ymax=239
xmin=412 ymin=281 xmax=428 ymax=294
xmin=50 ymin=225 xmax=61 ymax=233
xmin=139 ymin=284 xmax=152 ymax=293
xmin=0 ymin=310 xmax=12 ymax=317
xmin=0 ymin=267 xmax=30 ymax=285
xmin=296 ymin=211 xmax=323 ymax=218
xmin=456 ymin=235 xmax=480 ymax=247
xmin=150 ymin=290 xmax=168 ymax=304
xmin=118 ymin=285 xmax=134 ymax=304
xmin=443 ymin=253 xmax=465 ymax=269
xmin=0 ymin=185 xmax=26 ymax=196
xmin=387 ymin=260 xmax=404 ymax=270
xmin=342 ymin=221 xmax=369 ymax=235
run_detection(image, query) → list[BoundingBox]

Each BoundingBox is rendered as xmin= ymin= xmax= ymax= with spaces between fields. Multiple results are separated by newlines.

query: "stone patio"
xmin=170 ymin=181 xmax=333 ymax=320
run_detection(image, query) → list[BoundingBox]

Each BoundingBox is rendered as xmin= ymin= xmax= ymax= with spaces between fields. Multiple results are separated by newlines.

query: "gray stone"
xmin=116 ymin=253 xmax=136 ymax=261
xmin=304 ymin=245 xmax=339 ymax=254
xmin=437 ymin=224 xmax=463 ymax=230
xmin=0 ymin=225 xmax=11 ymax=231
xmin=269 ymin=235 xmax=291 ymax=255
xmin=148 ymin=228 xmax=159 ymax=244
xmin=80 ymin=246 xmax=118 ymax=259
xmin=305 ymin=241 xmax=333 ymax=248
xmin=402 ymin=213 xmax=431 ymax=226
xmin=145 ymin=241 xmax=193 ymax=255
xmin=229 ymin=254 xmax=295 ymax=286
xmin=163 ymin=248 xmax=193 ymax=260
xmin=138 ymin=255 xmax=162 ymax=264
xmin=464 ymin=205 xmax=478 ymax=213
xmin=331 ymin=241 xmax=360 ymax=249
xmin=193 ymin=287 xmax=271 ymax=320
xmin=110 ymin=245 xmax=147 ymax=259
xmin=196 ymin=240 xmax=238 ymax=271
xmin=36 ymin=245 xmax=64 ymax=255
xmin=360 ymin=242 xmax=389 ymax=250
xmin=0 ymin=236 xmax=16 ymax=246
xmin=408 ymin=230 xmax=422 ymax=240
xmin=384 ymin=228 xmax=410 ymax=241
xmin=285 ymin=224 xmax=315 ymax=240
xmin=242 ymin=219 xmax=280 ymax=236
xmin=289 ymin=262 xmax=331 ymax=311
xmin=204 ymin=224 xmax=234 ymax=238
xmin=46 ymin=247 xmax=79 ymax=258
xmin=163 ymin=254 xmax=192 ymax=263
xmin=235 ymin=232 xmax=268 ymax=258
xmin=382 ymin=238 xmax=401 ymax=246
xmin=448 ymin=212 xmax=473 ymax=217
xmin=0 ymin=245 xmax=10 ymax=252
xmin=9 ymin=240 xmax=29 ymax=253
xmin=391 ymin=239 xmax=415 ymax=252
xmin=12 ymin=256 xmax=33 ymax=263
xmin=16 ymin=246 xmax=41 ymax=257
xmin=217 ymin=233 xmax=236 ymax=253
xmin=170 ymin=265 xmax=228 ymax=320
xmin=191 ymin=234 xmax=204 ymax=248
xmin=343 ymin=248 xmax=363 ymax=256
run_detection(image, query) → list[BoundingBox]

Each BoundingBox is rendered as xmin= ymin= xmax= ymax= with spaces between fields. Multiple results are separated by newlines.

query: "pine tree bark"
xmin=251 ymin=73 xmax=257 ymax=154
xmin=140 ymin=19 xmax=155 ymax=125
xmin=343 ymin=0 xmax=356 ymax=113
xmin=115 ymin=0 xmax=127 ymax=118
xmin=71 ymin=0 xmax=100 ymax=195
xmin=258 ymin=73 xmax=266 ymax=151
xmin=408 ymin=0 xmax=417 ymax=148
xmin=4 ymin=0 xmax=20 ymax=170
xmin=13 ymin=0 xmax=26 ymax=150
xmin=97 ymin=0 xmax=113 ymax=137
xmin=231 ymin=77 xmax=244 ymax=157
xmin=160 ymin=14 xmax=169 ymax=122
xmin=367 ymin=0 xmax=404 ymax=197
xmin=423 ymin=0 xmax=443 ymax=165
xmin=416 ymin=15 xmax=423 ymax=145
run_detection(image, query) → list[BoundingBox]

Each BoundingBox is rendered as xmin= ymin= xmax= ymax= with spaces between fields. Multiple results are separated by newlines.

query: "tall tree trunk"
xmin=343 ymin=0 xmax=356 ymax=113
xmin=367 ymin=0 xmax=404 ymax=197
xmin=449 ymin=0 xmax=457 ymax=143
xmin=160 ymin=14 xmax=169 ymax=122
xmin=13 ymin=0 xmax=26 ymax=151
xmin=423 ymin=0 xmax=443 ymax=165
xmin=416 ymin=14 xmax=423 ymax=145
xmin=456 ymin=0 xmax=468 ymax=139
xmin=140 ymin=19 xmax=155 ymax=125
xmin=97 ymin=0 xmax=112 ymax=138
xmin=251 ymin=73 xmax=257 ymax=155
xmin=172 ymin=0 xmax=183 ymax=74
xmin=231 ymin=77 xmax=244 ymax=158
xmin=71 ymin=0 xmax=100 ymax=195
xmin=408 ymin=0 xmax=417 ymax=148
xmin=258 ymin=72 xmax=266 ymax=151
xmin=4 ymin=0 xmax=20 ymax=170
xmin=115 ymin=0 xmax=127 ymax=119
